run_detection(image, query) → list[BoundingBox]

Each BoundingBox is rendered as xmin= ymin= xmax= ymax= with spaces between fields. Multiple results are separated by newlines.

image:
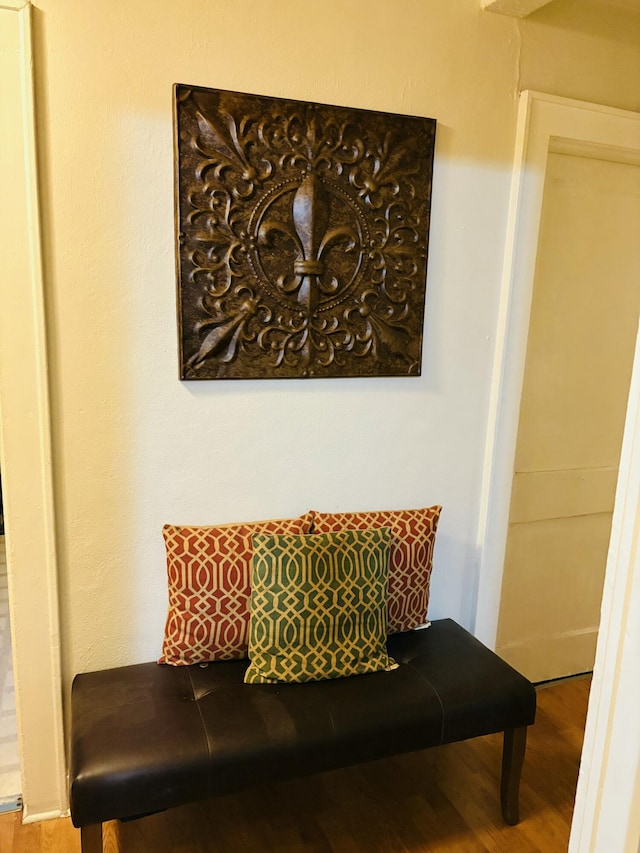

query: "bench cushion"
xmin=69 ymin=619 xmax=536 ymax=828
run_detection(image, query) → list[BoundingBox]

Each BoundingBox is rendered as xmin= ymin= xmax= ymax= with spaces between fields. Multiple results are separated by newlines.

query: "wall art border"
xmin=174 ymin=85 xmax=436 ymax=380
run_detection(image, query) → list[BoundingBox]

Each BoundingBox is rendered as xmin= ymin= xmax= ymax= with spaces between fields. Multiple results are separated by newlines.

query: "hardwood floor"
xmin=0 ymin=675 xmax=591 ymax=852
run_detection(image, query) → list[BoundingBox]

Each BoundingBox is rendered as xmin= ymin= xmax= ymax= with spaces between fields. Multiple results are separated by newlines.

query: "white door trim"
xmin=0 ymin=1 xmax=66 ymax=820
xmin=568 ymin=321 xmax=640 ymax=852
xmin=474 ymin=90 xmax=640 ymax=647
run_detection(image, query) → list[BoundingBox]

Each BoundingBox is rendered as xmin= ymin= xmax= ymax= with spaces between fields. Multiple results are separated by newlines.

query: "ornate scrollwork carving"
xmin=175 ymin=85 xmax=436 ymax=379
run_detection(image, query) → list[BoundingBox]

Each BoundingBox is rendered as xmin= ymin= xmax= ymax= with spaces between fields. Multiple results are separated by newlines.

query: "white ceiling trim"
xmin=481 ymin=0 xmax=555 ymax=17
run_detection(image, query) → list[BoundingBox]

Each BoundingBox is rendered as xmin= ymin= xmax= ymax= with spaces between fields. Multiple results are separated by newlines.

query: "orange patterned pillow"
xmin=310 ymin=507 xmax=442 ymax=634
xmin=159 ymin=516 xmax=311 ymax=665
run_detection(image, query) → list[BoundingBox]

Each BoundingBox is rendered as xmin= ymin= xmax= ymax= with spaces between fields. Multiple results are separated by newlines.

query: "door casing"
xmin=0 ymin=0 xmax=66 ymax=821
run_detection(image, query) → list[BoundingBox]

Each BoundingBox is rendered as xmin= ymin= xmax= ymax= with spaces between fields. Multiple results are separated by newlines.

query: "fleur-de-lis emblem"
xmin=175 ymin=85 xmax=436 ymax=379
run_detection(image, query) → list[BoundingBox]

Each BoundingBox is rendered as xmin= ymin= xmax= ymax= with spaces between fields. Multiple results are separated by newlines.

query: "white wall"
xmin=519 ymin=0 xmax=640 ymax=112
xmin=29 ymin=0 xmax=640 ymax=682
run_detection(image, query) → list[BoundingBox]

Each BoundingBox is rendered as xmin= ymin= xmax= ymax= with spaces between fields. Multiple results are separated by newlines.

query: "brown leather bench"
xmin=69 ymin=619 xmax=536 ymax=853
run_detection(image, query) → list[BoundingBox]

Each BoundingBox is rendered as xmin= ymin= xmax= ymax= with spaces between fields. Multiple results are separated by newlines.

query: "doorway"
xmin=474 ymin=90 xmax=640 ymax=847
xmin=495 ymin=150 xmax=640 ymax=682
xmin=474 ymin=91 xmax=640 ymax=658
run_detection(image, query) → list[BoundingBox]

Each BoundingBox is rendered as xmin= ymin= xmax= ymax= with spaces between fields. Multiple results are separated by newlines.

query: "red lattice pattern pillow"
xmin=160 ymin=516 xmax=311 ymax=665
xmin=310 ymin=506 xmax=442 ymax=634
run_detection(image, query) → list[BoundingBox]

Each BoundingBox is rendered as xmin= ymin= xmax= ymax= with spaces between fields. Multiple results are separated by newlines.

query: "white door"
xmin=495 ymin=151 xmax=640 ymax=682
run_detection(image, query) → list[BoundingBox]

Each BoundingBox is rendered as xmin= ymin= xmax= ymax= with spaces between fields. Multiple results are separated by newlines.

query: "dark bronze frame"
xmin=174 ymin=85 xmax=436 ymax=380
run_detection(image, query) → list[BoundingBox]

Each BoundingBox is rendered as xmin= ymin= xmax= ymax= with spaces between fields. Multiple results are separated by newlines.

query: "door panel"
xmin=496 ymin=152 xmax=640 ymax=682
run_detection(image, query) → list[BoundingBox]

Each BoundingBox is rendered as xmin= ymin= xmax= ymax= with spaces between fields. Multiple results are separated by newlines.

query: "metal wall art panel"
xmin=174 ymin=84 xmax=436 ymax=380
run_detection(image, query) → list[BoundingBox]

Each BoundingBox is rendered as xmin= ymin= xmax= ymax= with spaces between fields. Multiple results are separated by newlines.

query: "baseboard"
xmin=497 ymin=627 xmax=599 ymax=683
xmin=21 ymin=807 xmax=65 ymax=824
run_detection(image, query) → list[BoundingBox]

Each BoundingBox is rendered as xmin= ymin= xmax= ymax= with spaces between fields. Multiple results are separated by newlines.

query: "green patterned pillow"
xmin=244 ymin=528 xmax=398 ymax=684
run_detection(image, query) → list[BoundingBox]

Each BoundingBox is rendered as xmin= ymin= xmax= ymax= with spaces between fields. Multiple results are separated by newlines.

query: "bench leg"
xmin=501 ymin=726 xmax=528 ymax=825
xmin=80 ymin=823 xmax=103 ymax=853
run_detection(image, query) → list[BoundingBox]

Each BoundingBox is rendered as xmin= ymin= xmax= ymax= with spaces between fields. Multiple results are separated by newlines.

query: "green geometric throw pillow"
xmin=244 ymin=528 xmax=398 ymax=684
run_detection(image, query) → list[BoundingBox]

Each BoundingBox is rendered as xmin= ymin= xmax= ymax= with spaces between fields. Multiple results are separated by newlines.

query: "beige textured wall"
xmin=26 ymin=0 xmax=640 ymax=685
xmin=520 ymin=0 xmax=640 ymax=113
xmin=33 ymin=0 xmax=520 ymax=681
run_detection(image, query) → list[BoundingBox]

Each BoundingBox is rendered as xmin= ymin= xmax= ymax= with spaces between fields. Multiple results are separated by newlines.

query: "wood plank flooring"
xmin=0 ymin=675 xmax=591 ymax=853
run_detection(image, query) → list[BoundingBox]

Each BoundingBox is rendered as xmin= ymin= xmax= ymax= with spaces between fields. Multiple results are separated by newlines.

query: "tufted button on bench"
xmin=69 ymin=619 xmax=536 ymax=852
